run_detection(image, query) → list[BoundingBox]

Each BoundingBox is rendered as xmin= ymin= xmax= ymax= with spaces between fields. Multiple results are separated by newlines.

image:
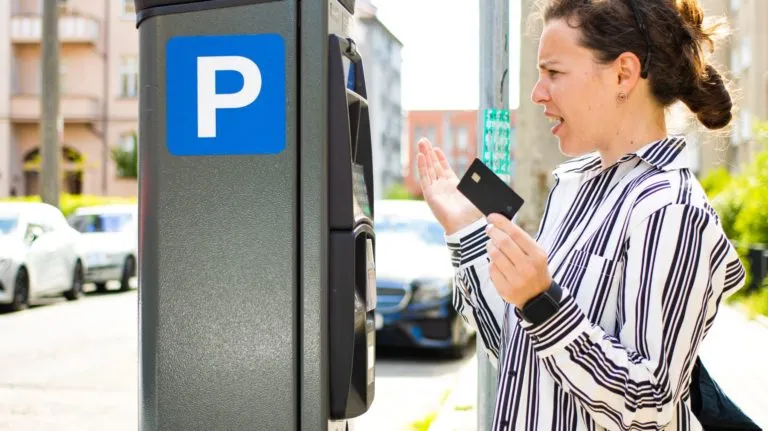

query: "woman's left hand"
xmin=485 ymin=213 xmax=553 ymax=309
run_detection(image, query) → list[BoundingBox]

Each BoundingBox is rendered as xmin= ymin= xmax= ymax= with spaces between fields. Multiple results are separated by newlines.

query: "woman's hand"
xmin=485 ymin=213 xmax=553 ymax=308
xmin=416 ymin=138 xmax=483 ymax=235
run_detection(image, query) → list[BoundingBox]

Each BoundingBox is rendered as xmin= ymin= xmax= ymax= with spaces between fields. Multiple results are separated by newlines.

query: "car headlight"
xmin=411 ymin=280 xmax=451 ymax=304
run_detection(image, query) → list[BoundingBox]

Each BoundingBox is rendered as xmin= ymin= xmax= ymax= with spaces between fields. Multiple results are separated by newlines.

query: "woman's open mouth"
xmin=548 ymin=115 xmax=564 ymax=135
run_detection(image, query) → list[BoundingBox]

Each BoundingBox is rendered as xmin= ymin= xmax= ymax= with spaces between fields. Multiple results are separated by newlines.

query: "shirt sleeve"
xmin=445 ymin=217 xmax=505 ymax=367
xmin=518 ymin=204 xmax=747 ymax=431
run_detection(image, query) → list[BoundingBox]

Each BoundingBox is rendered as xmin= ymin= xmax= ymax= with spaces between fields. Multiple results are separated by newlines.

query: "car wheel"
xmin=119 ymin=256 xmax=135 ymax=292
xmin=63 ymin=260 xmax=84 ymax=301
xmin=0 ymin=268 xmax=30 ymax=313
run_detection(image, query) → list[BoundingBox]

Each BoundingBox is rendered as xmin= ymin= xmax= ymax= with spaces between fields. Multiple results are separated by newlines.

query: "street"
xmin=0 ymin=286 xmax=474 ymax=431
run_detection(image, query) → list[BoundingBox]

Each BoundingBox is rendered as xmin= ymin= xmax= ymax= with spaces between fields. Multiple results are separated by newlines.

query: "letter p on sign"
xmin=197 ymin=56 xmax=262 ymax=139
xmin=166 ymin=34 xmax=286 ymax=156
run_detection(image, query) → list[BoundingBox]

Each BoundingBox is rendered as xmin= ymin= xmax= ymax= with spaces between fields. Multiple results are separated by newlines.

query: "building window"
xmin=121 ymin=0 xmax=136 ymax=19
xmin=119 ymin=56 xmax=138 ymax=98
xmin=740 ymin=37 xmax=751 ymax=70
xmin=456 ymin=127 xmax=469 ymax=150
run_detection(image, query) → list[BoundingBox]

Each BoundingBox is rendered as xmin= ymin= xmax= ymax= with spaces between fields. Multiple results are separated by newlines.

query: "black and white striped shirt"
xmin=446 ymin=136 xmax=746 ymax=431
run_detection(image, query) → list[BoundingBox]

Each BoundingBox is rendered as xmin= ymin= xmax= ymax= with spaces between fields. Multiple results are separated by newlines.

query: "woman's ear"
xmin=615 ymin=51 xmax=642 ymax=89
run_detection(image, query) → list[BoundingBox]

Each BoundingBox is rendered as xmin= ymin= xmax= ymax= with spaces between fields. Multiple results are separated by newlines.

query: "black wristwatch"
xmin=519 ymin=280 xmax=563 ymax=325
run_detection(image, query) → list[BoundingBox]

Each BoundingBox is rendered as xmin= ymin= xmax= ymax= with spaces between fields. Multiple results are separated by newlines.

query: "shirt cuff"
xmin=444 ymin=217 xmax=489 ymax=269
xmin=517 ymin=287 xmax=592 ymax=357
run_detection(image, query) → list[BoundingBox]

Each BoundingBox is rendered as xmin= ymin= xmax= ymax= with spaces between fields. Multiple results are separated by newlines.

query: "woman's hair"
xmin=534 ymin=0 xmax=732 ymax=130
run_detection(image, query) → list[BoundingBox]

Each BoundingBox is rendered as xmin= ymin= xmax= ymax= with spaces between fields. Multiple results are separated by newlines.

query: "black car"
xmin=373 ymin=200 xmax=475 ymax=358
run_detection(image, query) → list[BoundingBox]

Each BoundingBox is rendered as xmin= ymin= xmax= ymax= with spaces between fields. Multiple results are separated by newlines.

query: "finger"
xmin=488 ymin=241 xmax=517 ymax=276
xmin=487 ymin=214 xmax=539 ymax=256
xmin=486 ymin=223 xmax=527 ymax=265
xmin=429 ymin=146 xmax=444 ymax=178
xmin=433 ymin=147 xmax=456 ymax=179
xmin=417 ymin=153 xmax=432 ymax=188
xmin=419 ymin=138 xmax=438 ymax=180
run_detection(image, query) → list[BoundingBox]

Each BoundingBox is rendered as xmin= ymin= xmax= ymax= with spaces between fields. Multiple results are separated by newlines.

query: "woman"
xmin=416 ymin=0 xmax=746 ymax=430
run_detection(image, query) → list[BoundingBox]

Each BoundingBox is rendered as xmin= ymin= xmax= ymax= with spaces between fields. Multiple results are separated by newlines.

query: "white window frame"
xmin=119 ymin=55 xmax=138 ymax=98
xmin=120 ymin=0 xmax=136 ymax=20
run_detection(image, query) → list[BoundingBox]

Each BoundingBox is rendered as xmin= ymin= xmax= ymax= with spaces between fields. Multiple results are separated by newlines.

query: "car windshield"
xmin=70 ymin=213 xmax=133 ymax=233
xmin=374 ymin=215 xmax=445 ymax=247
xmin=0 ymin=216 xmax=18 ymax=235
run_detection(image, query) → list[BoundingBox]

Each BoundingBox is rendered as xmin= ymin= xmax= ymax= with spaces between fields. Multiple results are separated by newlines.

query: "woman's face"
xmin=531 ymin=18 xmax=619 ymax=157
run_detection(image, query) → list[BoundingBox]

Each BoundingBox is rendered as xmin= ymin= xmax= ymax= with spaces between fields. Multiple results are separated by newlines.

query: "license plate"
xmin=374 ymin=312 xmax=383 ymax=330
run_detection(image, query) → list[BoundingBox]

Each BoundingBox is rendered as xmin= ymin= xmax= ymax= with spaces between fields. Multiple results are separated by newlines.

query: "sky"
xmin=374 ymin=0 xmax=522 ymax=111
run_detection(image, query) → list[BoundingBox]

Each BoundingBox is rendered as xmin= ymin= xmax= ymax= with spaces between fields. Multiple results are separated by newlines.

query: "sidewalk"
xmin=429 ymin=305 xmax=768 ymax=430
xmin=428 ymin=354 xmax=478 ymax=431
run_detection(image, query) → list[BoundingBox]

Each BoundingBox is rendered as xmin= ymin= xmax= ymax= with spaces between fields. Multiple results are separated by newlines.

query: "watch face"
xmin=524 ymin=292 xmax=560 ymax=325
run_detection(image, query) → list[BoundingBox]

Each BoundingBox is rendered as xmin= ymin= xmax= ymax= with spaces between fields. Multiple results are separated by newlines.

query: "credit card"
xmin=457 ymin=158 xmax=524 ymax=220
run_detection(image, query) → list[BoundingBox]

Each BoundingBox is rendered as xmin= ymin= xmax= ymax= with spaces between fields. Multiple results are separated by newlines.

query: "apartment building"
xmin=0 ymin=0 xmax=138 ymax=198
xmin=403 ymin=110 xmax=517 ymax=197
xmin=354 ymin=0 xmax=404 ymax=200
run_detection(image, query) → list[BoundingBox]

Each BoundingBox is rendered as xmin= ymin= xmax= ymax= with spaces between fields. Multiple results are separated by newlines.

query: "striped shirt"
xmin=446 ymin=136 xmax=746 ymax=431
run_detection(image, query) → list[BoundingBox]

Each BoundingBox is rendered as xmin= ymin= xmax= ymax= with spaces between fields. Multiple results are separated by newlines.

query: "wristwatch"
xmin=519 ymin=280 xmax=563 ymax=325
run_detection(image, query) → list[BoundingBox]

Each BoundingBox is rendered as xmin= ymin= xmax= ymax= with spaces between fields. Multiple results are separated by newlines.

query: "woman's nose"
xmin=531 ymin=78 xmax=550 ymax=105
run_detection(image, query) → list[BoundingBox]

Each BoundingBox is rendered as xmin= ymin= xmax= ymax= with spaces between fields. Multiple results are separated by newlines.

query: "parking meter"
xmin=134 ymin=1 xmax=375 ymax=430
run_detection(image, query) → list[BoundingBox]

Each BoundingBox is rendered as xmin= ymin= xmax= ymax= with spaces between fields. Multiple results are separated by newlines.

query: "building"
xmin=403 ymin=109 xmax=517 ymax=198
xmin=353 ymin=0 xmax=404 ymax=200
xmin=720 ymin=0 xmax=768 ymax=168
xmin=0 ymin=0 xmax=138 ymax=198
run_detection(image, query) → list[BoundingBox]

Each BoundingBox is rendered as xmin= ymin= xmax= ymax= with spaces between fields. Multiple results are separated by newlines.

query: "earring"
xmin=617 ymin=92 xmax=628 ymax=105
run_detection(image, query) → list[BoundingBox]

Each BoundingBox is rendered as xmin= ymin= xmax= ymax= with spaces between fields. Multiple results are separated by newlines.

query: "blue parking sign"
xmin=166 ymin=34 xmax=286 ymax=156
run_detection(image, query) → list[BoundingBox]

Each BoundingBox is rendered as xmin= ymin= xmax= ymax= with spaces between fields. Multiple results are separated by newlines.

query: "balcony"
xmin=10 ymin=14 xmax=100 ymax=45
xmin=10 ymin=94 xmax=101 ymax=124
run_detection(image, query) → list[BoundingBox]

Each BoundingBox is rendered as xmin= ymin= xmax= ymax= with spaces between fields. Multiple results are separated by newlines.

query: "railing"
xmin=10 ymin=14 xmax=100 ymax=44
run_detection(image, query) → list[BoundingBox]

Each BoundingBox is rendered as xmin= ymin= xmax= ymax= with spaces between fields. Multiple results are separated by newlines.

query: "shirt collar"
xmin=552 ymin=135 xmax=691 ymax=177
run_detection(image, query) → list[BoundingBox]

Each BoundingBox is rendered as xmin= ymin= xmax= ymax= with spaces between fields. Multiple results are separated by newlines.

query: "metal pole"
xmin=477 ymin=0 xmax=508 ymax=428
xmin=41 ymin=0 xmax=59 ymax=206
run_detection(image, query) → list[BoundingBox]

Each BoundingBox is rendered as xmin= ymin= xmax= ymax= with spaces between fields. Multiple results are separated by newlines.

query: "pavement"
xmin=428 ymin=304 xmax=768 ymax=431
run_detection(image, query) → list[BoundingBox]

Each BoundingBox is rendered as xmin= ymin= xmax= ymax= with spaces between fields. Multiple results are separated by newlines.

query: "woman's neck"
xmin=598 ymin=102 xmax=668 ymax=169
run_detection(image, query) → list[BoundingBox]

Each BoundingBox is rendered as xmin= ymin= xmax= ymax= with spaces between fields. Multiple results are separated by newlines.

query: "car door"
xmin=24 ymin=221 xmax=55 ymax=294
xmin=42 ymin=209 xmax=76 ymax=291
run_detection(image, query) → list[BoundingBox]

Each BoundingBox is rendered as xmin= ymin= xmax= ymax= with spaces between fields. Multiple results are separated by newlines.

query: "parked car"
xmin=68 ymin=204 xmax=137 ymax=292
xmin=373 ymin=199 xmax=475 ymax=357
xmin=0 ymin=202 xmax=87 ymax=312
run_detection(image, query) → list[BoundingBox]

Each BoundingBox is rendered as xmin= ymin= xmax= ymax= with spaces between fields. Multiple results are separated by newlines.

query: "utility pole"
xmin=515 ymin=0 xmax=564 ymax=235
xmin=477 ymin=0 xmax=508 ymax=427
xmin=41 ymin=0 xmax=59 ymax=206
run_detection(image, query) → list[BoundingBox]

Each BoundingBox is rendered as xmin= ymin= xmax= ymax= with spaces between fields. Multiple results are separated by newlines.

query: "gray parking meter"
xmin=134 ymin=1 xmax=375 ymax=430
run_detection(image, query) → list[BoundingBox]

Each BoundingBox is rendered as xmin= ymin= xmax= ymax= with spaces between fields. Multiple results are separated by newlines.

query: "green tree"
xmin=112 ymin=133 xmax=138 ymax=179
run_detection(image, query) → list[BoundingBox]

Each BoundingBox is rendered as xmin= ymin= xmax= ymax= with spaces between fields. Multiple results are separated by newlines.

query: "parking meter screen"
xmin=352 ymin=163 xmax=371 ymax=220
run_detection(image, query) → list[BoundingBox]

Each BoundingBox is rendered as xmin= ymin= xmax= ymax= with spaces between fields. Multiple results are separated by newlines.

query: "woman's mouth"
xmin=547 ymin=115 xmax=565 ymax=135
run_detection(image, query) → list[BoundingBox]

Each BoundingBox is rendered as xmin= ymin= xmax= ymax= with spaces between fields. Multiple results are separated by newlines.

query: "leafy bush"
xmin=384 ymin=182 xmax=422 ymax=200
xmin=0 ymin=193 xmax=136 ymax=217
xmin=701 ymin=120 xmax=768 ymax=316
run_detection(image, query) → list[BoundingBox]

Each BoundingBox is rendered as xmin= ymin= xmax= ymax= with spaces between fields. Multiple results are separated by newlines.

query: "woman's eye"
xmin=548 ymin=70 xmax=560 ymax=77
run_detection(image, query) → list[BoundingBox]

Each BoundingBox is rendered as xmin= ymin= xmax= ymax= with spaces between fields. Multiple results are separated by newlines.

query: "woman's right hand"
xmin=416 ymin=138 xmax=483 ymax=235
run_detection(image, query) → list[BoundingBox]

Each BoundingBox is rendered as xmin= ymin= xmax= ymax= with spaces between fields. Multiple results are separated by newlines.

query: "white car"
xmin=68 ymin=204 xmax=137 ymax=292
xmin=0 ymin=202 xmax=87 ymax=312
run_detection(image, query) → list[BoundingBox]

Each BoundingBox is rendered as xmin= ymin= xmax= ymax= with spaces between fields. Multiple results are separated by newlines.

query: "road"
xmin=0 ymin=286 xmax=474 ymax=431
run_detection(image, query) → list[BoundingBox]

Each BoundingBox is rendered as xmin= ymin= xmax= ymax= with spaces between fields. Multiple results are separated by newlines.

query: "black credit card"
xmin=457 ymin=158 xmax=524 ymax=220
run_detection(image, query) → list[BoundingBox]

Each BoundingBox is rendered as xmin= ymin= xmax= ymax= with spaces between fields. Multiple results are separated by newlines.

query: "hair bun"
xmin=680 ymin=64 xmax=732 ymax=130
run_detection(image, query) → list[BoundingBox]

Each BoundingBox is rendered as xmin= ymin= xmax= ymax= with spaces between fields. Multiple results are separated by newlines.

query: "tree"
xmin=112 ymin=133 xmax=138 ymax=179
